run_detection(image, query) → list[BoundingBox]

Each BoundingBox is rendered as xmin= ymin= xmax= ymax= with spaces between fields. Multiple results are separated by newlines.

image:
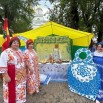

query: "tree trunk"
xmin=97 ymin=10 xmax=103 ymax=42
xmin=70 ymin=0 xmax=79 ymax=29
xmin=97 ymin=31 xmax=103 ymax=42
xmin=4 ymin=5 xmax=8 ymax=18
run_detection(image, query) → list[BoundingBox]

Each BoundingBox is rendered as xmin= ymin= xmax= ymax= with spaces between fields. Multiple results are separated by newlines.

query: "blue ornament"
xmin=68 ymin=48 xmax=100 ymax=101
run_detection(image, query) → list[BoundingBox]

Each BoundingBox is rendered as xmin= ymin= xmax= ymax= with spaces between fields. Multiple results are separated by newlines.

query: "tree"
xmin=78 ymin=0 xmax=103 ymax=41
xmin=95 ymin=0 xmax=103 ymax=42
xmin=0 ymin=0 xmax=39 ymax=33
xmin=49 ymin=0 xmax=79 ymax=29
xmin=49 ymin=0 xmax=103 ymax=42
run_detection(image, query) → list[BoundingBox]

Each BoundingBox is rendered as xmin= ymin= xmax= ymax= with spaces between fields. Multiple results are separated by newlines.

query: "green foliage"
xmin=49 ymin=0 xmax=103 ymax=42
xmin=49 ymin=0 xmax=79 ymax=29
xmin=0 ymin=0 xmax=39 ymax=33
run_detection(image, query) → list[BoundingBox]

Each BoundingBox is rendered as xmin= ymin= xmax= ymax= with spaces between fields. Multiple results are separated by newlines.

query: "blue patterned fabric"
xmin=39 ymin=63 xmax=70 ymax=82
xmin=40 ymin=74 xmax=51 ymax=85
xmin=68 ymin=48 xmax=100 ymax=101
xmin=93 ymin=56 xmax=103 ymax=100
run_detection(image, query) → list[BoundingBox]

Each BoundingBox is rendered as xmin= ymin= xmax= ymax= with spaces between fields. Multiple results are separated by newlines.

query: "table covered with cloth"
xmin=39 ymin=62 xmax=70 ymax=82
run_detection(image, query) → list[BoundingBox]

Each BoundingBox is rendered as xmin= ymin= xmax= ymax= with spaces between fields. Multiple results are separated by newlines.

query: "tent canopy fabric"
xmin=16 ymin=21 xmax=93 ymax=46
xmin=0 ymin=35 xmax=5 ymax=46
xmin=0 ymin=21 xmax=93 ymax=47
xmin=0 ymin=21 xmax=93 ymax=59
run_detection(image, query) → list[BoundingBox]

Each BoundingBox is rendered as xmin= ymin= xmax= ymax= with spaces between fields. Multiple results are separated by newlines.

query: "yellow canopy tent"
xmin=17 ymin=21 xmax=93 ymax=46
xmin=0 ymin=35 xmax=4 ymax=47
xmin=0 ymin=21 xmax=93 ymax=59
xmin=0 ymin=35 xmax=5 ymax=52
xmin=17 ymin=21 xmax=93 ymax=59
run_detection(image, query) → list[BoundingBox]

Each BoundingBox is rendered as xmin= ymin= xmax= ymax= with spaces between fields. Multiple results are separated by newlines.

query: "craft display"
xmin=68 ymin=48 xmax=100 ymax=101
xmin=34 ymin=35 xmax=71 ymax=63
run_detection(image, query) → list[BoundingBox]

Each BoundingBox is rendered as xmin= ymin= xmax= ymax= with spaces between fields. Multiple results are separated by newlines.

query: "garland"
xmin=35 ymin=36 xmax=70 ymax=44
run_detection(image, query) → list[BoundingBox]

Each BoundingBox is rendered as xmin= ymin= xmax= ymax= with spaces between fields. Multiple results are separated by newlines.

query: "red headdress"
xmin=10 ymin=36 xmax=20 ymax=43
xmin=26 ymin=39 xmax=33 ymax=47
xmin=2 ymin=37 xmax=20 ymax=51
xmin=9 ymin=36 xmax=20 ymax=47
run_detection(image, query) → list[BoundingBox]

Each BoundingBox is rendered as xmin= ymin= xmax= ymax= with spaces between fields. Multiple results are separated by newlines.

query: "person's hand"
xmin=29 ymin=69 xmax=33 ymax=75
xmin=3 ymin=73 xmax=11 ymax=82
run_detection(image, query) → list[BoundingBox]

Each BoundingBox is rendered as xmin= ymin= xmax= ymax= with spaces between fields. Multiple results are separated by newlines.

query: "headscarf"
xmin=9 ymin=36 xmax=20 ymax=47
xmin=26 ymin=39 xmax=33 ymax=48
xmin=98 ymin=42 xmax=103 ymax=45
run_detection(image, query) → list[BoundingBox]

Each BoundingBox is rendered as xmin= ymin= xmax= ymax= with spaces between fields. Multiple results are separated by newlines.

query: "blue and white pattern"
xmin=71 ymin=63 xmax=97 ymax=82
xmin=39 ymin=63 xmax=70 ymax=82
xmin=93 ymin=51 xmax=103 ymax=101
xmin=40 ymin=74 xmax=51 ymax=85
xmin=68 ymin=48 xmax=100 ymax=101
xmin=74 ymin=48 xmax=93 ymax=64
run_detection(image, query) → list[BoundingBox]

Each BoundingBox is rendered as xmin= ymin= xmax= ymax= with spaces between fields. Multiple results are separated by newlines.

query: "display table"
xmin=39 ymin=62 xmax=70 ymax=82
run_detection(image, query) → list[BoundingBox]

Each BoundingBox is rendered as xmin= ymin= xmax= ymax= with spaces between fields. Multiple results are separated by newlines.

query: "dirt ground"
xmin=0 ymin=79 xmax=96 ymax=103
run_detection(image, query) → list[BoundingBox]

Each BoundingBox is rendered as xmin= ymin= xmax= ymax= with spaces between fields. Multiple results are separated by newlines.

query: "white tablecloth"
xmin=39 ymin=63 xmax=70 ymax=82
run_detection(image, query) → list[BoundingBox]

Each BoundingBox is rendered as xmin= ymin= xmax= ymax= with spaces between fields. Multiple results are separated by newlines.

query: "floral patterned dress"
xmin=24 ymin=49 xmax=40 ymax=94
xmin=0 ymin=48 xmax=26 ymax=103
